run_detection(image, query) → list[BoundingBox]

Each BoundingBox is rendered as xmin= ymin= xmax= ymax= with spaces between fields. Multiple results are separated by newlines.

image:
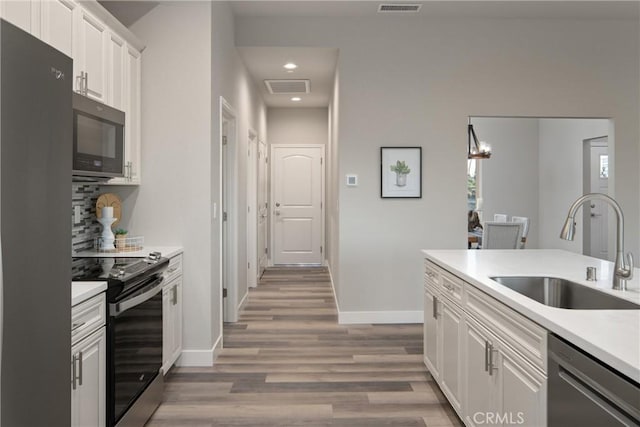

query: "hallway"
xmin=148 ymin=267 xmax=462 ymax=426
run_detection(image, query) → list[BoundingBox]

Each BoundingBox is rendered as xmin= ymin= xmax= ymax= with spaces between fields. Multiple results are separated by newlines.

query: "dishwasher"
xmin=548 ymin=334 xmax=640 ymax=426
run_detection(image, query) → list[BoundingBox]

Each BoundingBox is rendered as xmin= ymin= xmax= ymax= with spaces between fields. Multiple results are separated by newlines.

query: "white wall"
xmin=237 ymin=15 xmax=640 ymax=319
xmin=268 ymin=108 xmax=328 ymax=145
xmin=128 ymin=2 xmax=215 ymax=358
xmin=116 ymin=1 xmax=266 ymax=366
xmin=474 ymin=118 xmax=540 ymax=248
xmin=327 ymin=67 xmax=340 ymax=301
xmin=538 ymin=119 xmax=610 ymax=253
xmin=211 ymin=1 xmax=267 ymax=329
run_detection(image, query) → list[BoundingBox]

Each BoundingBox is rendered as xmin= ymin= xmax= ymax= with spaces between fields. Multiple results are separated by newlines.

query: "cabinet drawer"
xmin=440 ymin=269 xmax=463 ymax=306
xmin=425 ymin=260 xmax=463 ymax=305
xmin=425 ymin=260 xmax=441 ymax=286
xmin=465 ymin=285 xmax=547 ymax=372
xmin=163 ymin=254 xmax=183 ymax=283
xmin=72 ymin=293 xmax=106 ymax=346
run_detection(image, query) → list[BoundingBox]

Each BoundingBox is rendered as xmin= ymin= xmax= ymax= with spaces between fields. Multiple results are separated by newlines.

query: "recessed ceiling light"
xmin=284 ymin=63 xmax=298 ymax=70
xmin=291 ymin=97 xmax=301 ymax=102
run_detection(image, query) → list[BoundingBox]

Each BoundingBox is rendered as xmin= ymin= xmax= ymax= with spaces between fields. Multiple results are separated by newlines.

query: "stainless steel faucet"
xmin=560 ymin=193 xmax=634 ymax=290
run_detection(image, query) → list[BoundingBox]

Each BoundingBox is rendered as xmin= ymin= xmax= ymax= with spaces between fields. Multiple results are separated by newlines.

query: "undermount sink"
xmin=490 ymin=276 xmax=640 ymax=310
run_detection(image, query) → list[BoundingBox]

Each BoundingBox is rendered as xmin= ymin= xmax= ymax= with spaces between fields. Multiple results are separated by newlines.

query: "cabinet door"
xmin=107 ymin=32 xmax=125 ymax=110
xmin=464 ymin=318 xmax=497 ymax=427
xmin=71 ymin=328 xmax=106 ymax=427
xmin=0 ymin=0 xmax=39 ymax=36
xmin=497 ymin=348 xmax=546 ymax=427
xmin=440 ymin=299 xmax=463 ymax=413
xmin=74 ymin=7 xmax=107 ymax=102
xmin=162 ymin=286 xmax=172 ymax=375
xmin=40 ymin=0 xmax=76 ymax=57
xmin=125 ymin=45 xmax=141 ymax=183
xmin=108 ymin=44 xmax=141 ymax=185
xmin=171 ymin=279 xmax=183 ymax=364
xmin=423 ymin=286 xmax=439 ymax=380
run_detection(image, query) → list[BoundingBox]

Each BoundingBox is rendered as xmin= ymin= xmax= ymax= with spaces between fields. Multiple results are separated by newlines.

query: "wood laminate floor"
xmin=147 ymin=267 xmax=463 ymax=427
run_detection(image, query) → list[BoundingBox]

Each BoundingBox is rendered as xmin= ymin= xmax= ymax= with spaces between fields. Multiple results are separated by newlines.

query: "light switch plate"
xmin=346 ymin=174 xmax=358 ymax=186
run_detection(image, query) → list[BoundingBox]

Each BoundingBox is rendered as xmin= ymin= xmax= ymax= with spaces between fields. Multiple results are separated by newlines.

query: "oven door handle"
xmin=110 ymin=277 xmax=164 ymax=316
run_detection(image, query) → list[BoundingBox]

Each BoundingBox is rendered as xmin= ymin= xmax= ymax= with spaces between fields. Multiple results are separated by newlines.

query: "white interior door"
xmin=589 ymin=142 xmax=609 ymax=260
xmin=271 ymin=145 xmax=324 ymax=265
xmin=257 ymin=140 xmax=268 ymax=276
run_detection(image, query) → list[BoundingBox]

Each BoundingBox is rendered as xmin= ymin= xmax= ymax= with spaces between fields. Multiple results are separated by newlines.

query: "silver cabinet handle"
xmin=71 ymin=321 xmax=86 ymax=331
xmin=76 ymin=73 xmax=83 ymax=93
xmin=72 ymin=351 xmax=83 ymax=389
xmin=72 ymin=353 xmax=77 ymax=390
xmin=78 ymin=351 xmax=83 ymax=386
xmin=432 ymin=295 xmax=438 ymax=319
xmin=84 ymin=72 xmax=88 ymax=95
xmin=484 ymin=340 xmax=490 ymax=372
xmin=172 ymin=285 xmax=178 ymax=305
xmin=426 ymin=271 xmax=436 ymax=278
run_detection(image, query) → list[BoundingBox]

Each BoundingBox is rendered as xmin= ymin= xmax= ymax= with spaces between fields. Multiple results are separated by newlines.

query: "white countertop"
xmin=422 ymin=249 xmax=640 ymax=382
xmin=71 ymin=281 xmax=107 ymax=306
xmin=74 ymin=245 xmax=183 ymax=259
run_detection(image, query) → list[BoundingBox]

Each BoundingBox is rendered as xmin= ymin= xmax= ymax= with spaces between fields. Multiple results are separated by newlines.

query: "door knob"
xmin=275 ymin=210 xmax=281 ymax=216
xmin=276 ymin=202 xmax=280 ymax=207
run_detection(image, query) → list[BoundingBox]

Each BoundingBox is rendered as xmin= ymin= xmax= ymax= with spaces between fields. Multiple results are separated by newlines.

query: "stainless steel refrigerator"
xmin=0 ymin=20 xmax=72 ymax=426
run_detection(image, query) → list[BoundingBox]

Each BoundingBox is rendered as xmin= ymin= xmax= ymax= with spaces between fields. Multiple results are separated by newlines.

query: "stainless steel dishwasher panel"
xmin=548 ymin=334 xmax=640 ymax=427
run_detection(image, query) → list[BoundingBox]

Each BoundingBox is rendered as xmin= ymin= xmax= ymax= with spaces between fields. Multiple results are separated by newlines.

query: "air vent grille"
xmin=378 ymin=3 xmax=422 ymax=12
xmin=264 ymin=79 xmax=311 ymax=94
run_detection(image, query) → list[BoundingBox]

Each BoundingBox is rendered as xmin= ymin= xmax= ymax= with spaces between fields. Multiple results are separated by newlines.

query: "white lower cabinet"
xmin=439 ymin=298 xmax=463 ymax=413
xmin=424 ymin=260 xmax=547 ymax=427
xmin=423 ymin=285 xmax=439 ymax=381
xmin=162 ymin=254 xmax=183 ymax=374
xmin=71 ymin=292 xmax=106 ymax=427
xmin=71 ymin=328 xmax=106 ymax=427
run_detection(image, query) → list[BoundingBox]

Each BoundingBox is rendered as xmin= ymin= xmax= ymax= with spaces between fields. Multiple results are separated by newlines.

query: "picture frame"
xmin=380 ymin=147 xmax=422 ymax=198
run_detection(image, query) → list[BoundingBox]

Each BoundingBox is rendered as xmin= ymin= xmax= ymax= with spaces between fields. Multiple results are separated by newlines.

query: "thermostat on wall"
xmin=346 ymin=174 xmax=358 ymax=186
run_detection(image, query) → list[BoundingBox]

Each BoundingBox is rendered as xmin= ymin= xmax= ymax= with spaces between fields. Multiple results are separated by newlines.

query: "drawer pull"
xmin=484 ymin=340 xmax=490 ymax=372
xmin=426 ymin=271 xmax=436 ymax=278
xmin=71 ymin=321 xmax=86 ymax=331
xmin=166 ymin=267 xmax=179 ymax=274
xmin=433 ymin=296 xmax=439 ymax=319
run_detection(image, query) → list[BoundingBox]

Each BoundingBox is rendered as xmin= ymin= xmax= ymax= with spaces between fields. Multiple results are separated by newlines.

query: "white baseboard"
xmin=326 ymin=265 xmax=421 ymax=325
xmin=176 ymin=334 xmax=222 ymax=367
xmin=238 ymin=291 xmax=248 ymax=312
xmin=326 ymin=264 xmax=340 ymax=312
xmin=338 ymin=310 xmax=423 ymax=325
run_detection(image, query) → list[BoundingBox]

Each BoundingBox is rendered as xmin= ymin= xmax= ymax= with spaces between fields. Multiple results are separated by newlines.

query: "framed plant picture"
xmin=380 ymin=147 xmax=422 ymax=198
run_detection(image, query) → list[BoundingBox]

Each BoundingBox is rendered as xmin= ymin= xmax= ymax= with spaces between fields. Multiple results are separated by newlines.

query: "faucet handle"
xmin=625 ymin=252 xmax=634 ymax=280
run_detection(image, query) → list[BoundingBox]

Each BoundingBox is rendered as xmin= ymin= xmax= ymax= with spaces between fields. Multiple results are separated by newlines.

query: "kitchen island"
xmin=422 ymin=249 xmax=639 ymax=427
xmin=422 ymin=249 xmax=639 ymax=381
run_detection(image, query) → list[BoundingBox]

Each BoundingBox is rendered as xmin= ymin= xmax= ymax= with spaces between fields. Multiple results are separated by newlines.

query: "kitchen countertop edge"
xmin=74 ymin=245 xmax=184 ymax=259
xmin=72 ymin=281 xmax=107 ymax=306
xmin=422 ymin=249 xmax=640 ymax=383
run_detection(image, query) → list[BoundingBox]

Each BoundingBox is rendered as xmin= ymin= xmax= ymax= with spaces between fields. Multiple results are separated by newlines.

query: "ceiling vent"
xmin=378 ymin=3 xmax=422 ymax=13
xmin=264 ymin=79 xmax=311 ymax=95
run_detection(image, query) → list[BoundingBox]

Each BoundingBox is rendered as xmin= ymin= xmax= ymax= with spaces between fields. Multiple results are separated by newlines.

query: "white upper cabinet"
xmin=107 ymin=31 xmax=125 ymax=110
xmin=40 ymin=0 xmax=75 ymax=57
xmin=74 ymin=7 xmax=107 ymax=102
xmin=0 ymin=0 xmax=40 ymax=36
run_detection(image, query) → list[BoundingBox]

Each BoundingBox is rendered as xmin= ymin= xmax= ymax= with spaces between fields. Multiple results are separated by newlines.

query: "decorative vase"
xmin=98 ymin=217 xmax=116 ymax=250
xmin=396 ymin=173 xmax=407 ymax=187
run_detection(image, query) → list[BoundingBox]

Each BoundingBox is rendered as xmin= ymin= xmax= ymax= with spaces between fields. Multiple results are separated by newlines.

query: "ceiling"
xmin=97 ymin=0 xmax=158 ymax=27
xmin=238 ymin=47 xmax=339 ymax=108
xmin=99 ymin=1 xmax=637 ymax=110
xmin=230 ymin=1 xmax=639 ymax=20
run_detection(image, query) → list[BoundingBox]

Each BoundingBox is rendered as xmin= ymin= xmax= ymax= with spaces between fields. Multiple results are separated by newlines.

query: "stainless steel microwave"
xmin=72 ymin=93 xmax=125 ymax=178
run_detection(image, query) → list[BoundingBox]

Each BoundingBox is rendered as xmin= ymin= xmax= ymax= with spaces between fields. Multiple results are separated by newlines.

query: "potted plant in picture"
xmin=114 ymin=228 xmax=128 ymax=251
xmin=390 ymin=160 xmax=411 ymax=187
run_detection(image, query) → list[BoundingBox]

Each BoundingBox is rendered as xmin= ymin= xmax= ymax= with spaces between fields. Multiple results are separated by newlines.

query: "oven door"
xmin=108 ymin=275 xmax=163 ymax=426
